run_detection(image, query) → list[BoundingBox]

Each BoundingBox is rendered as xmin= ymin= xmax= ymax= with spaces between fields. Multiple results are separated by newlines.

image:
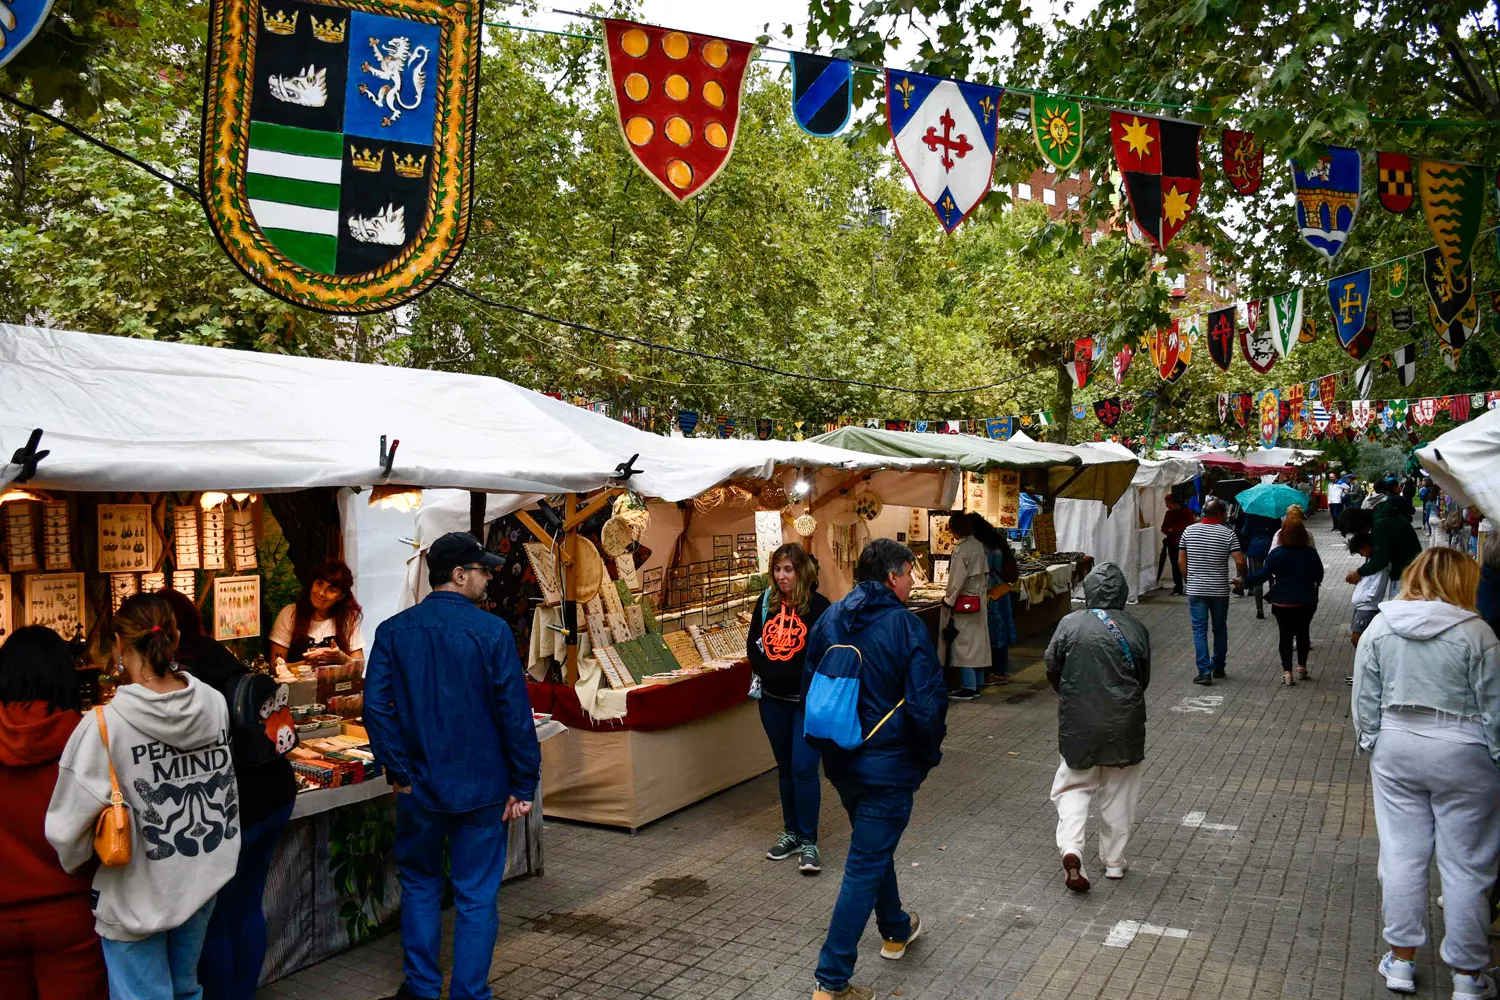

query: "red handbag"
xmin=953 ymin=595 xmax=982 ymax=614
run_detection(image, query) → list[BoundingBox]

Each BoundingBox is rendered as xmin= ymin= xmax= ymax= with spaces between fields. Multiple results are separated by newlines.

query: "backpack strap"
xmin=1089 ymin=609 xmax=1135 ymax=667
xmin=865 ymin=698 xmax=906 ymax=741
xmin=824 ymin=643 xmax=907 ymax=742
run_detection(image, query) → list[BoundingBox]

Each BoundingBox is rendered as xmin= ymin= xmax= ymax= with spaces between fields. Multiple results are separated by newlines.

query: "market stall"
xmin=405 ymin=434 xmax=958 ymax=830
xmin=1053 ymin=444 xmax=1203 ymax=601
xmin=808 ymin=427 xmax=1137 ymax=641
xmin=0 ymin=324 xmax=653 ymax=984
xmin=1421 ymin=408 xmax=1500 ymax=516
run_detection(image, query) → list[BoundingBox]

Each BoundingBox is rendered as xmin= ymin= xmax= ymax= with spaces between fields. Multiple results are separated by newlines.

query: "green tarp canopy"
xmin=810 ymin=427 xmax=1138 ymax=508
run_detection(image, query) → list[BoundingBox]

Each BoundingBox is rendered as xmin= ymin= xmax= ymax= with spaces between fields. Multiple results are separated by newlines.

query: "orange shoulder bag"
xmin=92 ymin=706 xmax=132 ymax=867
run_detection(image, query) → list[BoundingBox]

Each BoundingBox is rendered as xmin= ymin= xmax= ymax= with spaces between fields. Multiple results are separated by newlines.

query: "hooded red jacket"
xmin=0 ymin=701 xmax=95 ymax=910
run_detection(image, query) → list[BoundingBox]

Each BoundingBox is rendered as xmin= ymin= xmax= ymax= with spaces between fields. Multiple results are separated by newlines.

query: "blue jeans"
xmin=1189 ymin=596 xmax=1229 ymax=676
xmin=101 ymin=898 xmax=215 ymax=1000
xmin=957 ymin=668 xmax=984 ymax=690
xmin=758 ymin=696 xmax=821 ymax=842
xmin=199 ymin=801 xmax=293 ymax=1000
xmin=815 ymin=783 xmax=914 ymax=991
xmin=395 ymin=796 xmax=509 ymax=1000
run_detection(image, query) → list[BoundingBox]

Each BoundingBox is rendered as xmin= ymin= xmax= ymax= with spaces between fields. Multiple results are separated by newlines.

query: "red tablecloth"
xmin=528 ymin=661 xmax=752 ymax=732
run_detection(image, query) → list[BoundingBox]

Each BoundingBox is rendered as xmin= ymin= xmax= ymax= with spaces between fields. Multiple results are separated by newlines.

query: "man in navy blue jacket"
xmin=803 ymin=538 xmax=948 ymax=1000
xmin=365 ymin=532 xmax=541 ymax=1000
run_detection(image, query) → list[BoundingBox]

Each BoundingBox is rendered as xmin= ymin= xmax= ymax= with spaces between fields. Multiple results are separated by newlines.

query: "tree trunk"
xmin=1051 ymin=361 xmax=1073 ymax=443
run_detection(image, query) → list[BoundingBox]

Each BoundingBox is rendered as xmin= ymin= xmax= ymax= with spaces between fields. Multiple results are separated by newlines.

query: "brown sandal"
xmin=1063 ymin=853 xmax=1090 ymax=893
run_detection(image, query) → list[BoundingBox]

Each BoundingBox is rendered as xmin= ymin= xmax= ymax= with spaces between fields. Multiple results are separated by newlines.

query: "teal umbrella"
xmin=1236 ymin=483 xmax=1311 ymax=520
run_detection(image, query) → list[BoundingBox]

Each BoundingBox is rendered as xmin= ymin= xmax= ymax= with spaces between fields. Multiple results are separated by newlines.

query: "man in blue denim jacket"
xmin=364 ymin=532 xmax=541 ymax=1000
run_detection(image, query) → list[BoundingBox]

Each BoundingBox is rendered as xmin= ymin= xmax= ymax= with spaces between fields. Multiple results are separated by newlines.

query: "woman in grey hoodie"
xmin=1352 ymin=547 xmax=1500 ymax=1000
xmin=46 ymin=593 xmax=240 ymax=999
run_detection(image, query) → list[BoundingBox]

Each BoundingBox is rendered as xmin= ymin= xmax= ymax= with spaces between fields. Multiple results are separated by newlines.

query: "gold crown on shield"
xmin=310 ymin=16 xmax=346 ymax=43
xmin=262 ymin=9 xmax=297 ymax=35
xmin=349 ymin=147 xmax=385 ymax=173
xmin=393 ymin=153 xmax=427 ymax=179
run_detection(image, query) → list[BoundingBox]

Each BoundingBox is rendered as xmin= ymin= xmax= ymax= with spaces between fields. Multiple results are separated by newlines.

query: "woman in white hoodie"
xmin=1352 ymin=547 xmax=1500 ymax=1000
xmin=46 ymin=593 xmax=240 ymax=999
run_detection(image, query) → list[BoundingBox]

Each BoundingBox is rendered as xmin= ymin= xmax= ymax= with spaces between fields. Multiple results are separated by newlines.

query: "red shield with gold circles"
xmin=603 ymin=19 xmax=753 ymax=201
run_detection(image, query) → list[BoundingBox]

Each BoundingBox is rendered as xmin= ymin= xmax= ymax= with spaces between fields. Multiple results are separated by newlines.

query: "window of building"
xmin=1017 ymin=183 xmax=1032 ymax=201
xmin=1042 ymin=188 xmax=1057 ymax=206
xmin=1067 ymin=193 xmax=1080 ymax=211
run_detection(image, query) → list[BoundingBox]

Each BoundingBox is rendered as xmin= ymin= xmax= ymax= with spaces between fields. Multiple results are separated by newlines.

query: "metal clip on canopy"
xmin=9 ymin=429 xmax=48 ymax=484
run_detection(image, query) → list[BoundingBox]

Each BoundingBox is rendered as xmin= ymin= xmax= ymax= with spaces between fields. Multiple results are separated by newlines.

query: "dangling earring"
xmin=114 ymin=656 xmax=125 ymax=678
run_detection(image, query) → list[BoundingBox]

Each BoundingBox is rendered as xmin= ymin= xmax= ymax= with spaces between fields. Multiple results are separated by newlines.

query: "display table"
xmin=259 ymin=720 xmax=563 ymax=987
xmin=531 ymin=665 xmax=774 ymax=831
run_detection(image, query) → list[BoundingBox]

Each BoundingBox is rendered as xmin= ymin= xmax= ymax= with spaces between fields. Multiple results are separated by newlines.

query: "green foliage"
xmin=804 ymin=0 xmax=1500 ymax=437
xmin=1352 ymin=441 xmax=1413 ymax=482
xmin=328 ymin=799 xmax=396 ymax=945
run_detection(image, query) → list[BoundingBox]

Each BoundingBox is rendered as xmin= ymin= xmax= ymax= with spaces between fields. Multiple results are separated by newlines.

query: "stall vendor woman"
xmin=269 ymin=560 xmax=365 ymax=666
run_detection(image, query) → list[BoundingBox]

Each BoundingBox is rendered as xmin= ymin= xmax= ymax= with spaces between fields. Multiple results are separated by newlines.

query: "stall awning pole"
xmin=469 ymin=491 xmax=485 ymax=541
xmin=563 ymin=493 xmax=580 ymax=687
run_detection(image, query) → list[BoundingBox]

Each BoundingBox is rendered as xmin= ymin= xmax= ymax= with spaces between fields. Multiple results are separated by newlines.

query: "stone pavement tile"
xmin=261 ymin=519 xmax=1492 ymax=1000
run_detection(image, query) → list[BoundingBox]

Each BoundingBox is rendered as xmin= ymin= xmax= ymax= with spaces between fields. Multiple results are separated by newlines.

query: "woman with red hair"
xmin=268 ymin=560 xmax=365 ymax=668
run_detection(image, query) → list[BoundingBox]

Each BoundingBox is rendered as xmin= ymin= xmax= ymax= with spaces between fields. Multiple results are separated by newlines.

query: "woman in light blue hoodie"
xmin=1352 ymin=547 xmax=1500 ymax=1000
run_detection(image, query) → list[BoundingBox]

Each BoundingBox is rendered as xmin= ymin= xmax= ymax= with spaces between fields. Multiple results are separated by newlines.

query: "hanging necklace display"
xmin=829 ymin=512 xmax=860 ymax=569
xmin=139 ymin=572 xmax=166 ymax=594
xmin=0 ymin=574 xmax=12 ymax=641
xmin=201 ymin=506 xmax=226 ymax=571
xmin=173 ymin=506 xmax=201 ymax=570
xmin=42 ymin=501 xmax=72 ymax=571
xmin=5 ymin=503 xmax=39 ymax=573
xmin=230 ymin=508 xmax=258 ymax=570
xmin=110 ymin=574 xmax=140 ymax=613
xmin=171 ymin=570 xmax=197 ymax=601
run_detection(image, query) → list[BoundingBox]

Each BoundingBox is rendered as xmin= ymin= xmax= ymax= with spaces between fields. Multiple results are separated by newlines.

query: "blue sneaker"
xmin=767 ymin=832 xmax=800 ymax=861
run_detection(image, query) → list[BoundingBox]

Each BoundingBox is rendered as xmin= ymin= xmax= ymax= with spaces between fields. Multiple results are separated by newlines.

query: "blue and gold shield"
xmin=1327 ymin=268 xmax=1373 ymax=359
xmin=202 ymin=0 xmax=481 ymax=313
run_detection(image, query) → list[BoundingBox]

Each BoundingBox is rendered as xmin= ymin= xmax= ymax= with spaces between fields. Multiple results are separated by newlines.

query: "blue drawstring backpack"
xmin=804 ymin=643 xmax=905 ymax=750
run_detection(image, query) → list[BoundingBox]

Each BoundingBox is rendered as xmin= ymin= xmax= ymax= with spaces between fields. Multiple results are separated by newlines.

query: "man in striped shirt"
xmin=1177 ymin=499 xmax=1246 ymax=685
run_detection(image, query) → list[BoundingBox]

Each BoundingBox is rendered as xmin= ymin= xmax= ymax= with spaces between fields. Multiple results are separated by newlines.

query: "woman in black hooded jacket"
xmin=747 ymin=542 xmax=830 ymax=874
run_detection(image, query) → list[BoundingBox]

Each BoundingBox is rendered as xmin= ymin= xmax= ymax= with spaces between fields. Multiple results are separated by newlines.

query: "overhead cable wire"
xmin=0 ymin=89 xmax=1050 ymax=398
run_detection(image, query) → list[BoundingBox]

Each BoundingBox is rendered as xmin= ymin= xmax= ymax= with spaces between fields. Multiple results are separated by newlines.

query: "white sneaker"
xmin=1379 ymin=952 xmax=1417 ymax=994
xmin=1452 ymin=971 xmax=1499 ymax=1000
xmin=1104 ymin=862 xmax=1128 ymax=880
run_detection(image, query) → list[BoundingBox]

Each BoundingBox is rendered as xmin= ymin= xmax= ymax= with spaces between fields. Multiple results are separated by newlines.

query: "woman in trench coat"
xmin=941 ymin=512 xmax=991 ymax=700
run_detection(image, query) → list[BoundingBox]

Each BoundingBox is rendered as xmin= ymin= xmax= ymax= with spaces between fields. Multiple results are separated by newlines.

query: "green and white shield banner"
xmin=1031 ymin=96 xmax=1083 ymax=171
xmin=202 ymin=0 xmax=481 ymax=313
xmin=1269 ymin=289 xmax=1303 ymax=358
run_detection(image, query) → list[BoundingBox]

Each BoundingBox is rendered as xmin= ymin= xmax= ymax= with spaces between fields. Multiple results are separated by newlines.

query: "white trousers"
xmin=1050 ymin=758 xmax=1143 ymax=868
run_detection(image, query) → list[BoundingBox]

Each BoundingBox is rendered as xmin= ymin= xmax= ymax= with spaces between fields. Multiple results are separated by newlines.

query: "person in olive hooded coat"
xmin=1045 ymin=563 xmax=1151 ymax=893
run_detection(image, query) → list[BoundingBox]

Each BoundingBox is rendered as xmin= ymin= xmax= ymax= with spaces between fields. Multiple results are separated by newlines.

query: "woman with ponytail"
xmin=46 ymin=593 xmax=240 ymax=999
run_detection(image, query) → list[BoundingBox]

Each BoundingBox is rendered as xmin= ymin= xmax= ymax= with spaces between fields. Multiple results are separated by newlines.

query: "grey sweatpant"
xmin=1370 ymin=728 xmax=1500 ymax=969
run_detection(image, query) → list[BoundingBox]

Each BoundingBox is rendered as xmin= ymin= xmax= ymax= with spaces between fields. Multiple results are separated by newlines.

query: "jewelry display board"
xmin=173 ymin=506 xmax=201 ymax=570
xmin=140 ymin=572 xmax=166 ymax=593
xmin=110 ymin=573 xmax=139 ymax=612
xmin=753 ymin=510 xmax=783 ymax=573
xmin=0 ymin=574 xmax=12 ymax=642
xmin=929 ymin=514 xmax=956 ymax=556
xmin=230 ymin=509 xmax=258 ymax=570
xmin=615 ymin=553 xmax=640 ymax=592
xmin=995 ymin=470 xmax=1022 ymax=529
xmin=522 ymin=543 xmax=562 ymax=606
xmin=201 ymin=507 xmax=227 ymax=571
xmin=641 ymin=566 xmax=663 ymax=596
xmin=5 ymin=504 xmax=39 ymax=572
xmin=662 ymin=553 xmax=758 ymax=613
xmin=907 ymin=507 xmax=929 ymax=543
xmin=25 ymin=573 xmax=85 ymax=638
xmin=213 ymin=575 xmax=261 ymax=641
xmin=42 ymin=502 xmax=72 ymax=571
xmin=171 ymin=570 xmax=197 ymax=601
xmin=97 ymin=504 xmax=153 ymax=573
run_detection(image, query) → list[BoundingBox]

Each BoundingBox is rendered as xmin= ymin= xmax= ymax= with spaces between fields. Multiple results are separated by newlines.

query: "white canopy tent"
xmin=0 ymin=324 xmax=639 ymax=495
xmin=1054 ymin=443 xmax=1203 ymax=603
xmin=1421 ymin=408 xmax=1500 ymax=513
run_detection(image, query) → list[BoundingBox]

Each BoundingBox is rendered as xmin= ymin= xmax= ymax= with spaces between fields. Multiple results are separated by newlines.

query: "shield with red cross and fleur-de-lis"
xmin=886 ymin=69 xmax=1003 ymax=232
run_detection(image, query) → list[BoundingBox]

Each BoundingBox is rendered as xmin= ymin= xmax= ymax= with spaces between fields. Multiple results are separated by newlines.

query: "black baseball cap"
xmin=428 ymin=532 xmax=504 ymax=578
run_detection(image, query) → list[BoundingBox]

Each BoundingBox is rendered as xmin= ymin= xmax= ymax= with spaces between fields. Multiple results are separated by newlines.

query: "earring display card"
xmin=213 ymin=574 xmax=261 ymax=641
xmin=5 ymin=504 xmax=39 ymax=573
xmin=110 ymin=573 xmax=139 ymax=612
xmin=140 ymin=572 xmax=166 ymax=594
xmin=229 ymin=510 xmax=257 ymax=570
xmin=907 ymin=507 xmax=929 ymax=543
xmin=712 ymin=534 xmax=732 ymax=558
xmin=933 ymin=558 xmax=950 ymax=587
xmin=42 ymin=502 xmax=72 ymax=571
xmin=0 ymin=574 xmax=12 ymax=641
xmin=171 ymin=570 xmax=196 ymax=601
xmin=98 ymin=504 xmax=153 ymax=574
xmin=173 ymin=506 xmax=201 ymax=570
xmin=25 ymin=572 xmax=84 ymax=639
xmin=641 ymin=566 xmax=663 ymax=596
xmin=201 ymin=508 xmax=226 ymax=571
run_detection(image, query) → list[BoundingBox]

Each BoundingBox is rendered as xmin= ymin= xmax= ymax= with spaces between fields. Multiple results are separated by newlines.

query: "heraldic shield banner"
xmin=202 ymin=0 xmax=482 ymax=313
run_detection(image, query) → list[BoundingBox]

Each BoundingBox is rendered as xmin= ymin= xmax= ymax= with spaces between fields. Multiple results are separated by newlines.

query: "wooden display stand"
xmin=539 ymin=699 xmax=774 ymax=832
xmin=1014 ymin=591 xmax=1071 ymax=642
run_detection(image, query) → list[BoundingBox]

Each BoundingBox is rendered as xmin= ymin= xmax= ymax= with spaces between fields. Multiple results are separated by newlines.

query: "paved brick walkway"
xmin=262 ymin=525 xmax=1484 ymax=1000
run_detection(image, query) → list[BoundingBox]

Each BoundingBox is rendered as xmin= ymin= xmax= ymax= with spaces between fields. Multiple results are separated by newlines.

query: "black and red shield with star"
xmin=1111 ymin=111 xmax=1203 ymax=249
